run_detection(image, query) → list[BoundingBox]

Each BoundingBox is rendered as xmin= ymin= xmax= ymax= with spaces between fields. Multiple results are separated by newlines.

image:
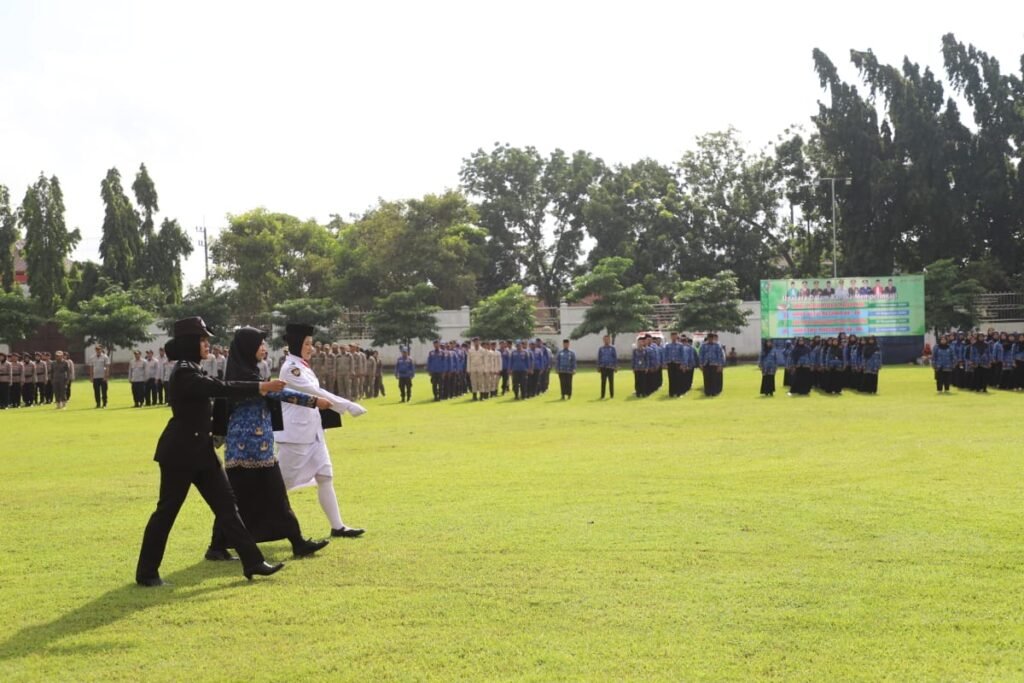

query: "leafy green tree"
xmin=211 ymin=209 xmax=340 ymax=320
xmin=366 ymin=284 xmax=441 ymax=347
xmin=671 ymin=271 xmax=751 ymax=334
xmin=567 ymin=257 xmax=656 ymax=342
xmin=20 ymin=174 xmax=81 ymax=314
xmin=923 ymin=259 xmax=986 ymax=333
xmin=159 ymin=280 xmax=236 ymax=335
xmin=148 ymin=218 xmax=193 ymax=303
xmin=460 ymin=144 xmax=606 ymax=305
xmin=464 ymin=284 xmax=535 ymax=339
xmin=271 ymin=297 xmax=343 ymax=344
xmin=0 ymin=184 xmax=19 ymax=291
xmin=99 ymin=167 xmax=142 ymax=288
xmin=132 ymin=163 xmax=159 ymax=241
xmin=0 ymin=288 xmax=42 ymax=345
xmin=66 ymin=261 xmax=104 ymax=310
xmin=334 ymin=192 xmax=488 ymax=309
xmin=55 ymin=288 xmax=154 ymax=354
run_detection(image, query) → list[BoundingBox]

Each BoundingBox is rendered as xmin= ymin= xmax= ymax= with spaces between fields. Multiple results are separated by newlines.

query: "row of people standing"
xmin=0 ymin=350 xmax=76 ymax=409
xmin=931 ymin=331 xmax=1024 ymax=393
xmin=289 ymin=342 xmax=386 ymax=402
xmin=629 ymin=332 xmax=726 ymax=398
xmin=759 ymin=334 xmax=882 ymax=396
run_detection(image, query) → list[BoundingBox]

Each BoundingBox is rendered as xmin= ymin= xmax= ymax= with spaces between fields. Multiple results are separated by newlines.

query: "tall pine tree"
xmin=0 ymin=184 xmax=19 ymax=291
xmin=99 ymin=167 xmax=141 ymax=288
xmin=20 ymin=174 xmax=81 ymax=314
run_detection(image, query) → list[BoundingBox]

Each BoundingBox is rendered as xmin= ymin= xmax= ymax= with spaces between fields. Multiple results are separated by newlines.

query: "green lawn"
xmin=0 ymin=367 xmax=1021 ymax=681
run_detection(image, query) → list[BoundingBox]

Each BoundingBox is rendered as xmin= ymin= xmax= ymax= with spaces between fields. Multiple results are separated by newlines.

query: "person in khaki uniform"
xmin=350 ymin=348 xmax=366 ymax=401
xmin=336 ymin=346 xmax=353 ymax=398
xmin=467 ymin=338 xmax=487 ymax=401
xmin=486 ymin=341 xmax=502 ymax=397
xmin=324 ymin=345 xmax=337 ymax=394
xmin=310 ymin=343 xmax=326 ymax=386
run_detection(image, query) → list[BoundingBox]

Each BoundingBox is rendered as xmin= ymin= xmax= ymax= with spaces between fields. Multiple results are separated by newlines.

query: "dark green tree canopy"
xmin=0 ymin=184 xmax=19 ymax=292
xmin=671 ymin=271 xmax=751 ymax=334
xmin=0 ymin=288 xmax=42 ymax=345
xmin=464 ymin=284 xmax=535 ymax=340
xmin=159 ymin=281 xmax=236 ymax=336
xmin=55 ymin=287 xmax=154 ymax=354
xmin=366 ymin=283 xmax=441 ymax=347
xmin=568 ymin=257 xmax=657 ymax=342
xmin=99 ymin=167 xmax=142 ymax=288
xmin=20 ymin=174 xmax=80 ymax=314
xmin=923 ymin=259 xmax=986 ymax=333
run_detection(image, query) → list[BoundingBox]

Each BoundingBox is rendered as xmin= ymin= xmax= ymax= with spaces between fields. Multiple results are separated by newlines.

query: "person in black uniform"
xmin=135 ymin=317 xmax=287 ymax=587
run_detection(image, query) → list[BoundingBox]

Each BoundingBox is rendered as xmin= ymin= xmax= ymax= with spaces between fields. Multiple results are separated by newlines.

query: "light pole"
xmin=820 ymin=176 xmax=852 ymax=278
xmin=195 ymin=224 xmax=209 ymax=281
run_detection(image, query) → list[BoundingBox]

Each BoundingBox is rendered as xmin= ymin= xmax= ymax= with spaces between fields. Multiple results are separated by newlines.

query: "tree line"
xmin=1 ymin=34 xmax=1021 ymax=350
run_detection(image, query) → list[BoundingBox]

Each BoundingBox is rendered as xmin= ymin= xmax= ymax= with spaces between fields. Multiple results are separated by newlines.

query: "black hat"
xmin=285 ymin=323 xmax=315 ymax=339
xmin=173 ymin=316 xmax=215 ymax=337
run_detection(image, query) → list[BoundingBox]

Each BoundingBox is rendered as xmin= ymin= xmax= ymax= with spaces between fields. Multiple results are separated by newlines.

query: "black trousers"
xmin=935 ymin=369 xmax=952 ymax=391
xmin=500 ymin=370 xmax=509 ymax=394
xmin=398 ymin=377 xmax=412 ymax=401
xmin=0 ymin=383 xmax=8 ymax=408
xmin=137 ymin=464 xmax=264 ymax=580
xmin=93 ymin=378 xmax=108 ymax=406
xmin=10 ymin=382 xmax=20 ymax=407
xmin=791 ymin=367 xmax=812 ymax=395
xmin=45 ymin=381 xmax=53 ymax=403
xmin=132 ymin=381 xmax=146 ymax=406
xmin=863 ymin=372 xmax=879 ymax=394
xmin=512 ymin=370 xmax=526 ymax=399
xmin=145 ymin=379 xmax=157 ymax=405
xmin=558 ymin=372 xmax=573 ymax=398
xmin=156 ymin=380 xmax=165 ymax=404
xmin=972 ymin=367 xmax=988 ymax=391
xmin=760 ymin=374 xmax=776 ymax=396
xmin=526 ymin=372 xmax=539 ymax=398
xmin=666 ymin=363 xmax=681 ymax=396
xmin=430 ymin=372 xmax=443 ymax=400
xmin=702 ymin=366 xmax=723 ymax=396
xmin=24 ymin=382 xmax=35 ymax=405
xmin=599 ymin=368 xmax=615 ymax=398
xmin=680 ymin=368 xmax=694 ymax=394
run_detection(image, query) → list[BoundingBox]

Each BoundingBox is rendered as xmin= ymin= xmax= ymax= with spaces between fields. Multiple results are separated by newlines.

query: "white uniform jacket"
xmin=275 ymin=354 xmax=366 ymax=444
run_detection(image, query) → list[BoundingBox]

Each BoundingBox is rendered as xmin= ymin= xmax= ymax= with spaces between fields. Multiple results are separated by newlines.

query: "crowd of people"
xmin=929 ymin=331 xmax=1024 ymax=393
xmin=758 ymin=334 xmax=883 ymax=397
xmin=0 ymin=350 xmax=76 ymax=409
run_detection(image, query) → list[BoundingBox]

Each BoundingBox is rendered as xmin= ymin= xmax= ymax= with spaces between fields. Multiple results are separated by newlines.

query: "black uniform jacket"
xmin=154 ymin=360 xmax=260 ymax=469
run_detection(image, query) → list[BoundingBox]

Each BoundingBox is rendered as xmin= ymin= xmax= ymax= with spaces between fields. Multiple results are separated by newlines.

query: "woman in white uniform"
xmin=275 ymin=323 xmax=368 ymax=538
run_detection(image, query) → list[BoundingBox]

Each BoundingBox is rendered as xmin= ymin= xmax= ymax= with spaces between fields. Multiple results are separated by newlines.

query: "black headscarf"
xmin=791 ymin=338 xmax=809 ymax=362
xmin=226 ymin=327 xmax=266 ymax=382
xmin=164 ymin=338 xmax=179 ymax=361
xmin=863 ymin=337 xmax=878 ymax=359
xmin=175 ymin=334 xmax=202 ymax=364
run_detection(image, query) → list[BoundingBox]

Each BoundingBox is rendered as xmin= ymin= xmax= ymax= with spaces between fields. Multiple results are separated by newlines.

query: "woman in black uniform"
xmin=135 ymin=317 xmax=287 ymax=587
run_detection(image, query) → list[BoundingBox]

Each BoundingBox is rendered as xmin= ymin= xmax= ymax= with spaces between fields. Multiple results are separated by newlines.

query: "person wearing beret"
xmin=275 ymin=323 xmax=367 ymax=538
xmin=205 ymin=327 xmax=330 ymax=561
xmin=135 ymin=317 xmax=287 ymax=587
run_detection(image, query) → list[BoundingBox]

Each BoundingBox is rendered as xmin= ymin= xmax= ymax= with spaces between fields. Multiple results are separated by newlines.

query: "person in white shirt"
xmin=275 ymin=323 xmax=367 ymax=539
xmin=88 ymin=345 xmax=110 ymax=408
xmin=155 ymin=347 xmax=168 ymax=404
xmin=144 ymin=349 xmax=160 ymax=405
xmin=129 ymin=350 xmax=147 ymax=407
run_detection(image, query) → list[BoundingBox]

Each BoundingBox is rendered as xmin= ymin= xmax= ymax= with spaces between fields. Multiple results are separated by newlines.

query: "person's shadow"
xmin=0 ymin=562 xmax=252 ymax=661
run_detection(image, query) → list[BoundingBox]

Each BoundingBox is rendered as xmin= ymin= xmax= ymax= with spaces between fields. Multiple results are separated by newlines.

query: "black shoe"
xmin=205 ymin=548 xmax=239 ymax=561
xmin=136 ymin=576 xmax=170 ymax=587
xmin=243 ymin=561 xmax=285 ymax=581
xmin=331 ymin=526 xmax=365 ymax=538
xmin=293 ymin=538 xmax=330 ymax=557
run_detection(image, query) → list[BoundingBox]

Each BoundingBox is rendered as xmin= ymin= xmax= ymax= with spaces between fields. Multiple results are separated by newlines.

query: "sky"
xmin=1 ymin=0 xmax=1022 ymax=288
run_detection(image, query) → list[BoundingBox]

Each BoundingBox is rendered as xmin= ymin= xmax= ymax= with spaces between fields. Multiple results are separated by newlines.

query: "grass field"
xmin=0 ymin=366 xmax=1021 ymax=681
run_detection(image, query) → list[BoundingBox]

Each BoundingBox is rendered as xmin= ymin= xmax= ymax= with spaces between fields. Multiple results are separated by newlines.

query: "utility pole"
xmin=195 ymin=224 xmax=209 ymax=281
xmin=820 ymin=177 xmax=852 ymax=278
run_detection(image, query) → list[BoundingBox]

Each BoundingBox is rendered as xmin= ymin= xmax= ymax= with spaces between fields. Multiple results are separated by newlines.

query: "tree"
xmin=0 ymin=184 xmax=18 ymax=291
xmin=271 ymin=297 xmax=343 ymax=344
xmin=0 ymin=288 xmax=42 ymax=345
xmin=460 ymin=144 xmax=606 ymax=305
xmin=132 ymin=163 xmax=159 ymax=241
xmin=99 ymin=167 xmax=142 ymax=288
xmin=20 ymin=174 xmax=81 ymax=314
xmin=567 ymin=257 xmax=656 ymax=342
xmin=211 ymin=209 xmax=340 ymax=320
xmin=464 ymin=284 xmax=535 ymax=340
xmin=923 ymin=259 xmax=986 ymax=333
xmin=671 ymin=271 xmax=751 ymax=334
xmin=55 ymin=288 xmax=154 ymax=354
xmin=366 ymin=284 xmax=441 ymax=347
xmin=159 ymin=281 xmax=236 ymax=336
xmin=148 ymin=218 xmax=193 ymax=304
xmin=66 ymin=261 xmax=104 ymax=310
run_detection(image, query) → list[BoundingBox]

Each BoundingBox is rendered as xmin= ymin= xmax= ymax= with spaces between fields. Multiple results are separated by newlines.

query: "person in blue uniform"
xmin=427 ymin=340 xmax=447 ymax=401
xmin=1014 ymin=333 xmax=1024 ymax=390
xmin=645 ymin=336 xmax=662 ymax=396
xmin=499 ymin=340 xmax=511 ymax=395
xmin=395 ymin=346 xmax=416 ymax=402
xmin=823 ymin=337 xmax=845 ymax=394
xmin=967 ymin=334 xmax=990 ymax=392
xmin=699 ymin=333 xmax=725 ymax=396
xmin=555 ymin=339 xmax=577 ymax=400
xmin=509 ymin=340 xmax=532 ymax=400
xmin=758 ymin=339 xmax=777 ymax=397
xmin=526 ymin=340 xmax=542 ymax=398
xmin=596 ymin=335 xmax=617 ymax=399
xmin=536 ymin=339 xmax=552 ymax=395
xmin=663 ymin=332 xmax=684 ymax=397
xmin=931 ymin=334 xmax=955 ymax=392
xmin=632 ymin=337 xmax=649 ymax=397
xmin=861 ymin=336 xmax=882 ymax=394
xmin=679 ymin=335 xmax=697 ymax=395
xmin=135 ymin=318 xmax=286 ymax=587
xmin=787 ymin=337 xmax=812 ymax=396
xmin=206 ymin=326 xmax=331 ymax=561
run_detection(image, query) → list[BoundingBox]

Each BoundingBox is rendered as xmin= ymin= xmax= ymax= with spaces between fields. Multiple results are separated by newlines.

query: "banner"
xmin=760 ymin=275 xmax=925 ymax=338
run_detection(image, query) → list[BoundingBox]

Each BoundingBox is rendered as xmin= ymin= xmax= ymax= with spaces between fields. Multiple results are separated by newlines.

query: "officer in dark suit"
xmin=135 ymin=317 xmax=287 ymax=587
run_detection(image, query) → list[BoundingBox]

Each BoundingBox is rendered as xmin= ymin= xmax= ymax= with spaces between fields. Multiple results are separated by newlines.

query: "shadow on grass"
xmin=0 ymin=561 xmax=253 ymax=661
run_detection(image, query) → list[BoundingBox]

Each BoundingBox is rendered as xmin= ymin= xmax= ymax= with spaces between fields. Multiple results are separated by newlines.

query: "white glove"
xmin=345 ymin=402 xmax=367 ymax=417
